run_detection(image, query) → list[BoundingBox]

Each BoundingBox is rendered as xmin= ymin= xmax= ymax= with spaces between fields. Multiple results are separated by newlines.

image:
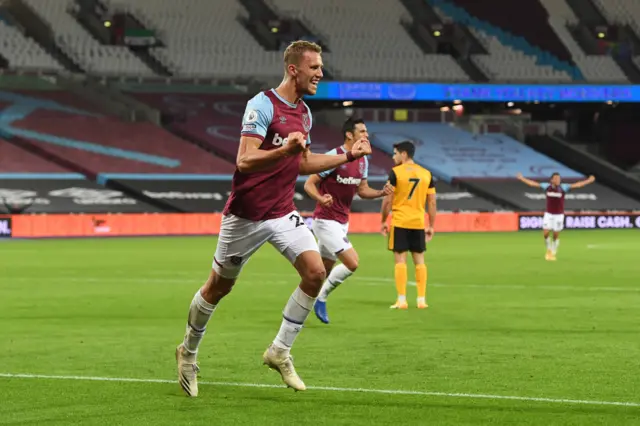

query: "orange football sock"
xmin=415 ymin=264 xmax=427 ymax=299
xmin=395 ymin=264 xmax=407 ymax=302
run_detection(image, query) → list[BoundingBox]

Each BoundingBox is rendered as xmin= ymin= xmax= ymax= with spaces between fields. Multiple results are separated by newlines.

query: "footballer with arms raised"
xmin=516 ymin=172 xmax=595 ymax=260
xmin=304 ymin=118 xmax=392 ymax=324
xmin=175 ymin=40 xmax=372 ymax=396
xmin=381 ymin=141 xmax=436 ymax=310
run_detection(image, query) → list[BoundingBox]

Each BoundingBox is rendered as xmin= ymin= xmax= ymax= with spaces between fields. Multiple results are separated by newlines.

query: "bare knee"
xmin=302 ymin=264 xmax=326 ymax=286
xmin=201 ymin=269 xmax=236 ymax=304
xmin=299 ymin=264 xmax=326 ymax=297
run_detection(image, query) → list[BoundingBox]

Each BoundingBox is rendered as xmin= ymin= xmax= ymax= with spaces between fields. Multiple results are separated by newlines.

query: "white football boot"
xmin=176 ymin=344 xmax=200 ymax=397
xmin=262 ymin=344 xmax=306 ymax=391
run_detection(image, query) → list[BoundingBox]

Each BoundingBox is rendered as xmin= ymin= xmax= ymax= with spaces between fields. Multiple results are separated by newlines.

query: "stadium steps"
xmin=73 ymin=1 xmax=169 ymax=77
xmin=2 ymin=134 xmax=183 ymax=212
xmin=78 ymin=0 xmax=172 ymax=77
xmin=428 ymin=0 xmax=583 ymax=80
xmin=562 ymin=0 xmax=640 ymax=82
xmin=4 ymin=0 xmax=84 ymax=73
xmin=121 ymin=13 xmax=173 ymax=77
xmin=399 ymin=0 xmax=488 ymax=82
xmin=526 ymin=135 xmax=640 ymax=203
xmin=565 ymin=0 xmax=608 ymax=25
xmin=611 ymin=56 xmax=640 ymax=83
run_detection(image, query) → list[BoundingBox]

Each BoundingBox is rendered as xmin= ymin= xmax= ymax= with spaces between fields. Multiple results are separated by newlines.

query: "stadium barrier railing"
xmin=1 ymin=211 xmax=639 ymax=238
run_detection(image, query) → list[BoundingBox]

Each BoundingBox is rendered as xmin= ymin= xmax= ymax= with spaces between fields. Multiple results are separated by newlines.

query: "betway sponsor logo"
xmin=336 ymin=175 xmax=361 ymax=185
xmin=272 ymin=133 xmax=288 ymax=146
xmin=525 ymin=192 xmax=596 ymax=201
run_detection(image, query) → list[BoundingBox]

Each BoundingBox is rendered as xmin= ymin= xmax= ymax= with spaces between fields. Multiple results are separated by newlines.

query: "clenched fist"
xmin=283 ymin=132 xmax=307 ymax=155
xmin=319 ymin=194 xmax=333 ymax=207
xmin=351 ymin=138 xmax=372 ymax=159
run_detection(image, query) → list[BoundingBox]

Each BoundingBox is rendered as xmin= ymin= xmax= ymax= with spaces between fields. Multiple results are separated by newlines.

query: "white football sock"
xmin=552 ymin=239 xmax=560 ymax=254
xmin=273 ymin=287 xmax=316 ymax=352
xmin=183 ymin=290 xmax=216 ymax=354
xmin=318 ymin=264 xmax=354 ymax=302
xmin=545 ymin=236 xmax=552 ymax=250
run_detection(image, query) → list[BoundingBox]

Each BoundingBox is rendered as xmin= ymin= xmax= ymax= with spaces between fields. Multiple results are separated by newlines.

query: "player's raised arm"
xmin=236 ymin=136 xmax=301 ymax=173
xmin=357 ymin=156 xmax=392 ymax=199
xmin=357 ymin=180 xmax=391 ymax=199
xmin=299 ymin=138 xmax=372 ymax=175
xmin=569 ymin=175 xmax=596 ymax=189
xmin=516 ymin=172 xmax=542 ymax=188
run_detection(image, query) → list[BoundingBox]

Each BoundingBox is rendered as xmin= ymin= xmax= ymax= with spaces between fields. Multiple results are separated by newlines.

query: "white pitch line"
xmin=6 ymin=274 xmax=638 ymax=293
xmin=0 ymin=373 xmax=638 ymax=408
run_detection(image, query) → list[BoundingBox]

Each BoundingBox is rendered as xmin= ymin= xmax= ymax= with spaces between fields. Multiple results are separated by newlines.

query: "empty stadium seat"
xmin=430 ymin=1 xmax=576 ymax=82
xmin=0 ymin=21 xmax=63 ymax=72
xmin=540 ymin=0 xmax=629 ymax=83
xmin=468 ymin=28 xmax=573 ymax=82
xmin=23 ymin=0 xmax=155 ymax=76
xmin=590 ymin=0 xmax=640 ymax=70
xmin=102 ymin=0 xmax=283 ymax=78
xmin=270 ymin=0 xmax=470 ymax=81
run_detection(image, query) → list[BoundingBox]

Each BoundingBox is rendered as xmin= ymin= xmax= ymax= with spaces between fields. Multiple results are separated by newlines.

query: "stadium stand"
xmin=22 ymin=0 xmax=155 ymax=76
xmin=0 ymin=90 xmax=236 ymax=176
xmin=527 ymin=134 xmax=640 ymax=203
xmin=0 ymin=138 xmax=71 ymax=173
xmin=269 ymin=0 xmax=470 ymax=81
xmin=101 ymin=0 xmax=283 ymax=79
xmin=538 ymin=0 xmax=628 ymax=83
xmin=465 ymin=179 xmax=640 ymax=212
xmin=366 ymin=122 xmax=583 ymax=181
xmin=0 ymin=21 xmax=64 ymax=72
xmin=366 ymin=122 xmax=640 ymax=211
xmin=468 ymin=28 xmax=574 ymax=82
xmin=0 ymin=0 xmax=635 ymax=83
xmin=132 ymin=92 xmax=395 ymax=175
xmin=590 ymin=0 xmax=640 ymax=73
xmin=0 ymin=176 xmax=164 ymax=214
xmin=429 ymin=0 xmax=579 ymax=81
xmin=591 ymin=0 xmax=640 ymax=35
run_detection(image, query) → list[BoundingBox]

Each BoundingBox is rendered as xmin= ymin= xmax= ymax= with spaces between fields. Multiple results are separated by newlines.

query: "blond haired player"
xmin=175 ymin=40 xmax=372 ymax=397
xmin=381 ymin=141 xmax=436 ymax=309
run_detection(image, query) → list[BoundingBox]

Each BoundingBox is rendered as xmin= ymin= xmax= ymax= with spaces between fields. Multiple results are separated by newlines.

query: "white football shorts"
xmin=542 ymin=213 xmax=565 ymax=232
xmin=213 ymin=210 xmax=319 ymax=278
xmin=311 ymin=218 xmax=352 ymax=261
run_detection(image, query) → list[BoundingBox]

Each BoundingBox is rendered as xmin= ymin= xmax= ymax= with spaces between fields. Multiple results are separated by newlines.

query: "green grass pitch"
xmin=1 ymin=230 xmax=640 ymax=425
